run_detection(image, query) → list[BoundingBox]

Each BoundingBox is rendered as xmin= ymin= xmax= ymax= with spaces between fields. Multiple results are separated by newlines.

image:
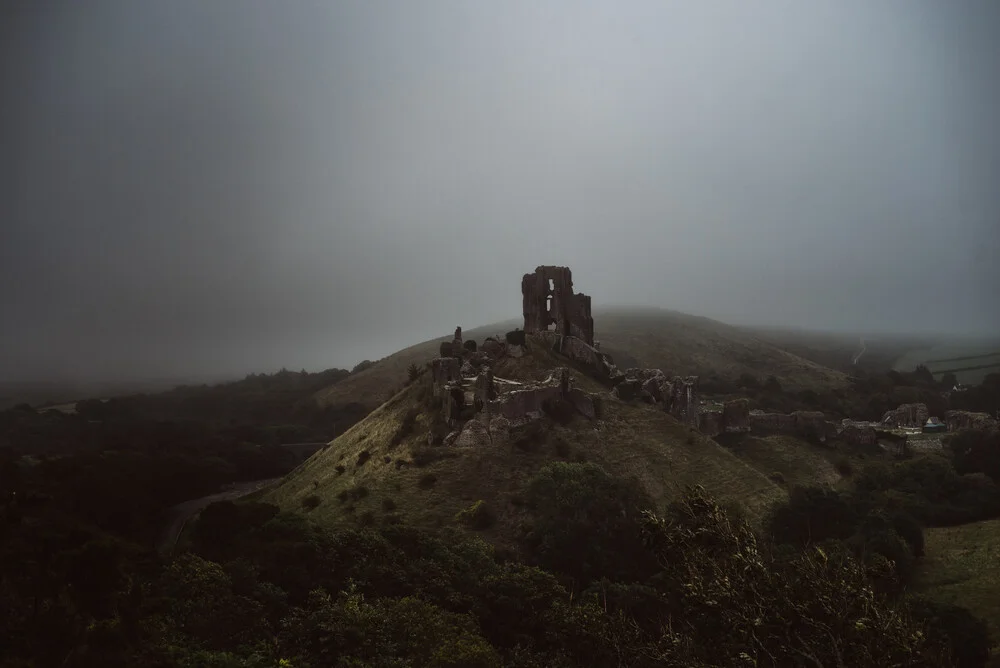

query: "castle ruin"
xmin=522 ymin=266 xmax=595 ymax=346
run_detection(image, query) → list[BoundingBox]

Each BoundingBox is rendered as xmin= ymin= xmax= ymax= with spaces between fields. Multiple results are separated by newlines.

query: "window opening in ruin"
xmin=546 ymin=322 xmax=557 ymax=331
xmin=546 ymin=296 xmax=552 ymax=312
xmin=548 ymin=279 xmax=555 ymax=291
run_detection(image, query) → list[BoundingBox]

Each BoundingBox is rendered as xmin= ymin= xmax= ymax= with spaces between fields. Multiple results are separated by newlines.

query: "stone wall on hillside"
xmin=945 ymin=410 xmax=999 ymax=433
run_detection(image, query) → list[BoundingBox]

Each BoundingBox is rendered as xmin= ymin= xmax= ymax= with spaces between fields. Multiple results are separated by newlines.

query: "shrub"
xmin=335 ymin=464 xmax=346 ymax=476
xmin=505 ymin=329 xmax=526 ymax=346
xmin=463 ymin=340 xmax=477 ymax=352
xmin=766 ymin=486 xmax=861 ymax=547
xmin=356 ymin=450 xmax=371 ymax=467
xmin=381 ymin=498 xmax=397 ymax=512
xmin=521 ymin=462 xmax=658 ymax=586
xmin=406 ymin=363 xmax=420 ymax=383
xmin=358 ymin=511 xmax=376 ymax=527
xmin=412 ymin=447 xmax=442 ymax=467
xmin=389 ymin=409 xmax=420 ymax=450
xmin=417 ymin=473 xmax=437 ymax=489
xmin=909 ymin=596 xmax=993 ymax=667
xmin=455 ymin=500 xmax=495 ymax=530
xmin=770 ymin=471 xmax=786 ymax=485
xmin=301 ymin=495 xmax=321 ymax=511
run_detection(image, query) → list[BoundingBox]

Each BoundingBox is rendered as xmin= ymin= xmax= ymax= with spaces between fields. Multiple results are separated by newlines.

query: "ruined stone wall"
xmin=750 ymin=412 xmax=797 ymax=433
xmin=699 ymin=410 xmax=724 ymax=437
xmin=881 ymin=403 xmax=929 ymax=428
xmin=945 ymin=410 xmax=999 ymax=433
xmin=722 ymin=399 xmax=751 ymax=432
xmin=665 ymin=376 xmax=700 ymax=427
xmin=840 ymin=423 xmax=877 ymax=446
xmin=521 ymin=266 xmax=594 ymax=346
xmin=430 ymin=357 xmax=461 ymax=396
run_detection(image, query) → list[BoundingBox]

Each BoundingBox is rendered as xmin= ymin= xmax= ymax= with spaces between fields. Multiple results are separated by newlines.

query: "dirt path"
xmin=157 ymin=477 xmax=281 ymax=555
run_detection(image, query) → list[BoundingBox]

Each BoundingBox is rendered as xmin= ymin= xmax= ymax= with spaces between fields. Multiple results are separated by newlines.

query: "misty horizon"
xmin=3 ymin=1 xmax=998 ymax=384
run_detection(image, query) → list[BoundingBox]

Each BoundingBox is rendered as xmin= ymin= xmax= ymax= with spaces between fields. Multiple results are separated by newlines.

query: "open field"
xmin=722 ymin=434 xmax=847 ymax=489
xmin=916 ymin=518 xmax=1000 ymax=661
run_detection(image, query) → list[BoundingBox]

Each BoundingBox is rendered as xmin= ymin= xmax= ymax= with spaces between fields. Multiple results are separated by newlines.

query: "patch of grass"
xmin=337 ymin=485 xmax=369 ymax=503
xmin=915 ymin=518 xmax=1000 ymax=649
xmin=728 ymin=434 xmax=845 ymax=490
xmin=455 ymin=500 xmax=496 ymax=530
xmin=301 ymin=494 xmax=321 ymax=511
xmin=542 ymin=397 xmax=576 ymax=425
xmin=417 ymin=473 xmax=438 ymax=490
xmin=389 ymin=407 xmax=420 ymax=449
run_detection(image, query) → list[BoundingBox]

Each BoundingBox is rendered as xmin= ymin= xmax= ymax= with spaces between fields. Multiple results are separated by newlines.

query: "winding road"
xmin=852 ymin=337 xmax=866 ymax=365
xmin=157 ymin=477 xmax=281 ymax=555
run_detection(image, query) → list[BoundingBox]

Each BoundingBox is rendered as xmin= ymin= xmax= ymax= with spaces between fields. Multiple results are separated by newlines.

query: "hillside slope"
xmin=265 ymin=340 xmax=787 ymax=548
xmin=315 ymin=308 xmax=847 ymax=411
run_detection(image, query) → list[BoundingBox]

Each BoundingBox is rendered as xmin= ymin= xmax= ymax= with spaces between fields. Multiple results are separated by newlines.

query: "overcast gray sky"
xmin=2 ymin=0 xmax=998 ymax=382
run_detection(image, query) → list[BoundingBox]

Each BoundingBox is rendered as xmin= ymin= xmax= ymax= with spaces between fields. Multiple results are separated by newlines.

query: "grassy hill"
xmin=315 ymin=307 xmax=850 ymax=411
xmin=263 ymin=336 xmax=808 ymax=549
xmin=916 ymin=518 xmax=1000 ymax=661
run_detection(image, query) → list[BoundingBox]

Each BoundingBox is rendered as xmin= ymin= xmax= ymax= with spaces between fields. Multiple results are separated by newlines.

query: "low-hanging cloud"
xmin=2 ymin=0 xmax=998 ymax=382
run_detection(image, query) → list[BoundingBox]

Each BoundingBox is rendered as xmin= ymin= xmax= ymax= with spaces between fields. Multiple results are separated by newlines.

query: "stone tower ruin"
xmin=521 ymin=265 xmax=595 ymax=346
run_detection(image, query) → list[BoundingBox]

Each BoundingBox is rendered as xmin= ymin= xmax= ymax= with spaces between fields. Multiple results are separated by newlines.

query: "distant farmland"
xmin=894 ymin=339 xmax=1000 ymax=385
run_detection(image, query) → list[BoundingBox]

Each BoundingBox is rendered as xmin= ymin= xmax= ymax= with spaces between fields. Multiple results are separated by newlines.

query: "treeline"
xmin=702 ymin=367 xmax=1000 ymax=423
xmin=3 ymin=457 xmax=993 ymax=667
xmin=73 ymin=367 xmax=361 ymax=444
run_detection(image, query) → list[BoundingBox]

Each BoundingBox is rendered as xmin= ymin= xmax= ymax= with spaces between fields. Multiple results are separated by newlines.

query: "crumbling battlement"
xmin=522 ymin=266 xmax=595 ymax=346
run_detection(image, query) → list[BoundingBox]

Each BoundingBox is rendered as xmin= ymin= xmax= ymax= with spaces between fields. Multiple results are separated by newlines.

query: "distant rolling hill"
xmin=314 ymin=307 xmax=850 ymax=411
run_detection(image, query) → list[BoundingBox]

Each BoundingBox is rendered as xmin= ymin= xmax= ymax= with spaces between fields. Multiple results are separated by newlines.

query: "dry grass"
xmin=723 ymin=434 xmax=846 ymax=490
xmin=592 ymin=308 xmax=848 ymax=391
xmin=915 ymin=518 xmax=1000 ymax=658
